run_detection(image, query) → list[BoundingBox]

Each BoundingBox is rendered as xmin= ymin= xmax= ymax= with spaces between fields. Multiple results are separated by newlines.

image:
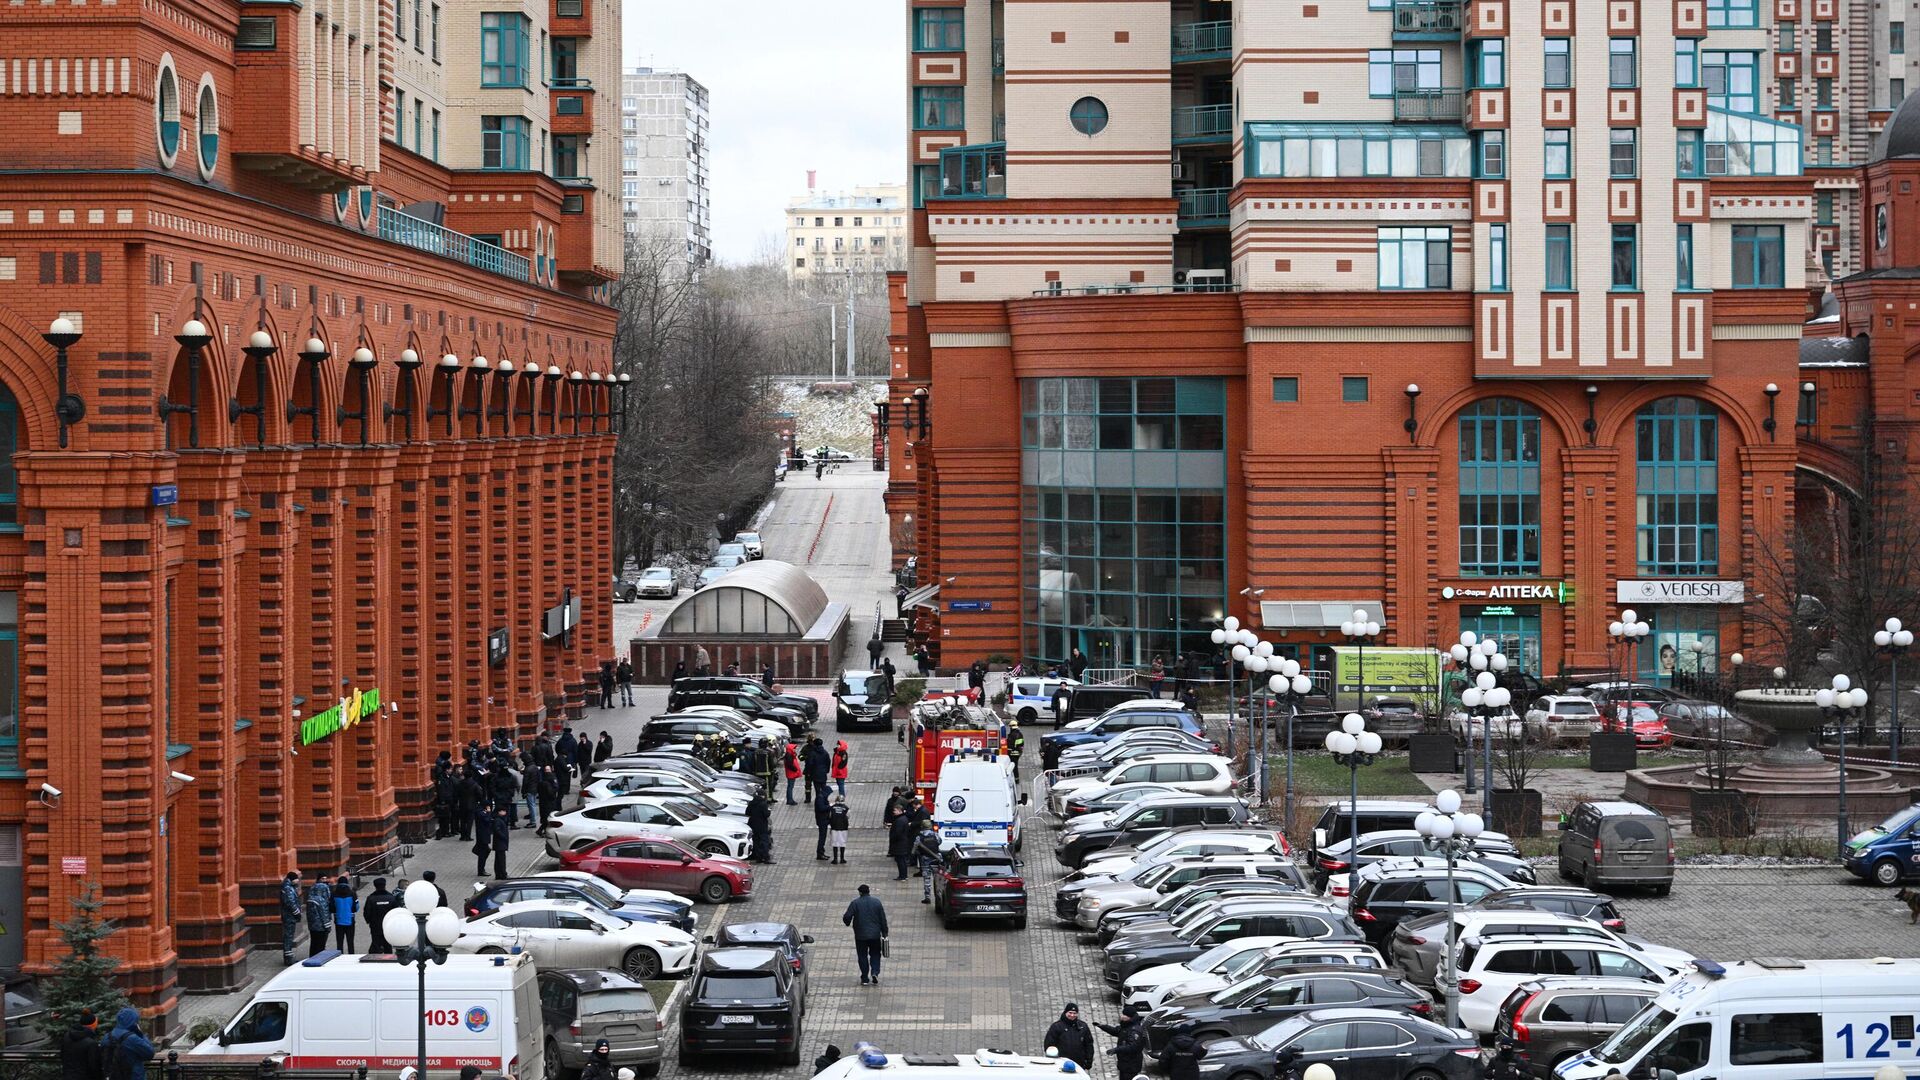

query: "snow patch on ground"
xmin=776 ymin=380 xmax=888 ymax=455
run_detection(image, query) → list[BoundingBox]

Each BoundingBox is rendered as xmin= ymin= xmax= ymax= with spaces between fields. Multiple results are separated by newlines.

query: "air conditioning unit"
xmin=1187 ymin=269 xmax=1226 ymax=284
xmin=1173 ymin=269 xmax=1190 ymax=285
xmin=1171 ymin=162 xmax=1186 ymax=180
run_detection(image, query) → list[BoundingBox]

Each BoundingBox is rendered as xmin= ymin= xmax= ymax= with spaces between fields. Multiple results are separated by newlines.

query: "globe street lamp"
xmin=1607 ymin=611 xmax=1651 ymax=688
xmin=1242 ymin=638 xmax=1275 ymax=803
xmin=1268 ymin=659 xmax=1314 ymax=829
xmin=1815 ymin=674 xmax=1870 ymax=857
xmin=382 ymin=880 xmax=464 ymax=1080
xmin=1875 ymin=618 xmax=1913 ymax=760
xmin=1303 ymin=1064 xmax=1336 ymax=1080
xmin=1210 ymin=625 xmax=1233 ymax=756
xmin=1326 ymin=712 xmax=1383 ymax=878
xmin=1416 ymin=789 xmax=1485 ymax=1028
xmin=1341 ymin=609 xmax=1380 ymax=712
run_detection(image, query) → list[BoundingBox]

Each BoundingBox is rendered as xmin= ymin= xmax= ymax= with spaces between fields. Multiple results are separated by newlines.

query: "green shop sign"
xmin=300 ymin=687 xmax=382 ymax=746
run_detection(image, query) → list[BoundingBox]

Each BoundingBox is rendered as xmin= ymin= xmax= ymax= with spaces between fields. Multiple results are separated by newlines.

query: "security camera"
xmin=291 ymin=709 xmax=302 ymax=718
xmin=38 ymin=783 xmax=61 ymax=804
xmin=171 ymin=770 xmax=196 ymax=784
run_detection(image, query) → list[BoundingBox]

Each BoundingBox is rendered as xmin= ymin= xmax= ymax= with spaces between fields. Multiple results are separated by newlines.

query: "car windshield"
xmin=1591 ymin=1005 xmax=1675 ymax=1064
xmin=564 ymin=879 xmax=621 ymax=906
xmin=1187 ymin=940 xmax=1242 ymax=970
xmin=1218 ymin=948 xmax=1269 ymax=978
xmin=640 ymin=568 xmax=672 ymax=581
xmin=712 ymin=555 xmax=744 ymax=568
xmin=1249 ymin=1014 xmax=1315 ymax=1052
xmin=958 ymin=860 xmax=1018 ymax=879
xmin=844 ymin=675 xmax=889 ymax=698
xmin=717 ymin=544 xmax=745 ymax=556
xmin=1865 ymin=804 xmax=1920 ymax=835
xmin=737 ymin=533 xmax=761 ymax=543
xmin=699 ymin=974 xmax=780 ymax=1001
xmin=653 ymin=801 xmax=695 ymax=824
xmin=581 ymin=989 xmax=655 ymax=1017
xmin=1106 ymin=786 xmax=1166 ymax=805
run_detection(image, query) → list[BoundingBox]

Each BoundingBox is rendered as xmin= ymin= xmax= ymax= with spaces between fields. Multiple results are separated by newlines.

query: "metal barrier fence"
xmin=0 ymin=1051 xmax=367 ymax=1080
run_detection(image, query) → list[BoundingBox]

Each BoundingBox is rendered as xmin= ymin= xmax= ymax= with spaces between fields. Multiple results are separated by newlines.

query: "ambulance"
xmin=813 ymin=1044 xmax=1088 ymax=1080
xmin=189 ymin=950 xmax=543 ymax=1078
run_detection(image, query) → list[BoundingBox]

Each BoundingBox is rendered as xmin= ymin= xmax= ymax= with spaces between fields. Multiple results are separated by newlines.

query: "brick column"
xmin=1562 ymin=447 xmax=1623 ymax=669
xmin=1382 ymin=448 xmax=1442 ymax=648
xmin=288 ymin=450 xmax=351 ymax=877
xmin=559 ymin=433 xmax=589 ymax=723
xmin=169 ymin=449 xmax=249 ymax=992
xmin=235 ymin=449 xmax=303 ymax=938
xmin=482 ymin=439 xmax=515 ymax=738
xmin=426 ymin=443 xmax=474 ymax=747
xmin=459 ymin=443 xmax=494 ymax=741
xmin=338 ymin=445 xmax=400 ymax=858
xmin=16 ymin=451 xmax=181 ymax=1025
xmin=511 ymin=438 xmax=544 ymax=733
xmin=915 ymin=445 xmax=1019 ymax=666
xmin=589 ymin=434 xmax=617 ymax=668
xmin=389 ymin=445 xmax=435 ymax=841
xmin=1737 ymin=443 xmax=1799 ymax=662
xmin=536 ymin=435 xmax=566 ymax=722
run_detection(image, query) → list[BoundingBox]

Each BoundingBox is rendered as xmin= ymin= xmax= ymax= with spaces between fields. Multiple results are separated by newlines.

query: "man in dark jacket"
xmin=746 ymin=790 xmax=774 ymax=864
xmin=616 ymin=658 xmax=636 ymax=706
xmin=1052 ymin=682 xmax=1074 ymax=728
xmin=59 ymin=1009 xmax=101 ymax=1080
xmin=487 ymin=804 xmax=511 ymax=879
xmin=556 ymin=728 xmax=579 ymax=774
xmin=422 ymin=869 xmax=449 ymax=909
xmin=536 ymin=765 xmax=562 ymax=836
xmin=813 ymin=788 xmax=833 ymax=861
xmin=598 ymin=665 xmax=616 ymax=709
xmin=803 ymin=736 xmax=831 ymax=801
xmin=911 ymin=821 xmax=944 ymax=902
xmin=279 ymin=870 xmax=303 ymax=965
xmin=1096 ymin=1005 xmax=1148 ymax=1080
xmin=1152 ymin=1024 xmax=1207 ymax=1080
xmin=1044 ymin=1004 xmax=1096 ymax=1071
xmin=888 ymin=808 xmax=916 ymax=880
xmin=841 ymin=883 xmax=889 ymax=985
xmin=305 ymin=877 xmax=333 ymax=956
xmin=457 ymin=768 xmax=483 ymax=841
xmin=579 ymin=1039 xmax=617 ymax=1080
xmin=99 ymin=1007 xmax=153 ymax=1080
xmin=1007 ymin=721 xmax=1026 ymax=780
xmin=363 ymin=878 xmax=398 ymax=953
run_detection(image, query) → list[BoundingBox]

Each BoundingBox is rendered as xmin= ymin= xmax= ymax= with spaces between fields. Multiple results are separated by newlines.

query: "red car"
xmin=1604 ymin=701 xmax=1674 ymax=749
xmin=558 ymin=834 xmax=753 ymax=903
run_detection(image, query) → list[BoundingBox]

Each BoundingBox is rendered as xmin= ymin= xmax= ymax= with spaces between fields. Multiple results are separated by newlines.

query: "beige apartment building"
xmin=622 ymin=68 xmax=713 ymax=264
xmin=787 ymin=183 xmax=911 ymax=279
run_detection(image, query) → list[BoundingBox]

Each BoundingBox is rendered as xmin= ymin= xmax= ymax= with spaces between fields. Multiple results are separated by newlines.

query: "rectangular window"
xmin=1476 ymin=131 xmax=1506 ymax=178
xmin=1376 ymin=226 xmax=1451 ymax=289
xmin=1611 ymin=224 xmax=1638 ymax=290
xmin=1489 ymin=223 xmax=1508 ymax=291
xmin=1471 ymin=39 xmax=1506 ymax=89
xmin=913 ymin=8 xmax=964 ymax=51
xmin=1610 ymin=38 xmax=1639 ymax=87
xmin=1730 ymin=1015 xmax=1821 ymax=1065
xmin=1677 ymin=129 xmax=1704 ymax=176
xmin=1368 ymin=49 xmax=1443 ymax=96
xmin=1709 ymin=0 xmax=1759 ymax=27
xmin=1779 ymin=22 xmax=1796 ymax=50
xmin=481 ymin=115 xmax=530 ymax=170
xmin=554 ymin=134 xmax=579 ymax=178
xmin=395 ymin=89 xmax=406 ymax=146
xmin=431 ymin=108 xmax=441 ymax=161
xmin=1896 ymin=21 xmax=1908 ymax=52
xmin=431 ymin=4 xmax=441 ymax=61
xmin=1676 ymin=39 xmax=1700 ymax=87
xmin=1272 ymin=377 xmax=1299 ymax=403
xmin=1815 ymin=23 xmax=1833 ymax=50
xmin=914 ymin=86 xmax=964 ymax=129
xmin=1544 ymin=39 xmax=1572 ymax=88
xmin=552 ymin=37 xmax=578 ymax=83
xmin=1544 ymin=130 xmax=1572 ymax=178
xmin=1816 ymin=191 xmax=1835 ymax=224
xmin=1897 ymin=79 xmax=1910 ymax=107
xmin=1817 ymin=76 xmax=1834 ymax=107
xmin=412 ymin=0 xmax=422 ymax=51
xmin=1342 ymin=377 xmax=1370 ymax=403
xmin=1817 ymin=134 xmax=1834 ymax=163
xmin=1610 ymin=128 xmax=1638 ymax=177
xmin=1780 ymin=78 xmax=1797 ymax=107
xmin=1705 ymin=51 xmax=1760 ymax=112
xmin=0 ymin=592 xmax=15 ymax=772
xmin=1636 ymin=401 xmax=1719 ymax=576
xmin=413 ymin=100 xmax=423 ymax=153
xmin=480 ymin=12 xmax=529 ymax=88
xmin=1545 ymin=224 xmax=1574 ymax=291
xmin=396 ymin=0 xmax=406 ymax=40
xmin=1676 ymin=224 xmax=1695 ymax=290
xmin=1459 ymin=403 xmax=1541 ymax=576
xmin=1731 ymin=224 xmax=1785 ymax=288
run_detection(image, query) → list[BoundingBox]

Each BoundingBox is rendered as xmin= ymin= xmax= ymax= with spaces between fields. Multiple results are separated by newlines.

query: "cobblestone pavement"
xmin=1607 ymin=865 xmax=1920 ymax=961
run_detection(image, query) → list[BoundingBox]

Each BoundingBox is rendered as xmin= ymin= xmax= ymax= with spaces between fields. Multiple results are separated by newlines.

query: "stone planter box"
xmin=1589 ymin=732 xmax=1639 ymax=773
xmin=1690 ymin=788 xmax=1755 ymax=838
xmin=1489 ymin=787 xmax=1545 ymax=837
xmin=1408 ymin=732 xmax=1458 ymax=773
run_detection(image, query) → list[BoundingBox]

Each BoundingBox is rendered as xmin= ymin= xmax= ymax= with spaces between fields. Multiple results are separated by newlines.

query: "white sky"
xmin=625 ymin=1 xmax=908 ymax=264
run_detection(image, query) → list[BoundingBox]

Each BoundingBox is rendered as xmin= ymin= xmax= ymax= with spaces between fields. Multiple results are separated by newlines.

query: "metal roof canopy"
xmin=1259 ymin=600 xmax=1384 ymax=629
xmin=660 ymin=559 xmax=831 ymax=637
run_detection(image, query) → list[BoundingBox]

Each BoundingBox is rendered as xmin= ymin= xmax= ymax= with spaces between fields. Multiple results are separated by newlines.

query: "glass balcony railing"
xmin=1393 ymin=86 xmax=1464 ymax=122
xmin=378 ymin=206 xmax=531 ymax=283
xmin=1173 ymin=103 xmax=1234 ymax=143
xmin=1392 ymin=0 xmax=1464 ymax=37
xmin=937 ymin=142 xmax=1007 ymax=199
xmin=550 ymin=76 xmax=592 ymax=89
xmin=1177 ymin=187 xmax=1230 ymax=227
xmin=1172 ymin=20 xmax=1232 ymax=61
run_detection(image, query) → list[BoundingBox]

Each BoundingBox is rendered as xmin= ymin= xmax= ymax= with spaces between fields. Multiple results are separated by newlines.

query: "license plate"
xmin=972 ymin=904 xmax=1007 ymax=912
xmin=719 ymin=1015 xmax=753 ymax=1024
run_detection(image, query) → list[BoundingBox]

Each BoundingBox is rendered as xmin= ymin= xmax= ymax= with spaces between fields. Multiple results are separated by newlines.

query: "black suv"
xmin=703 ymin=922 xmax=813 ymax=1005
xmin=669 ymin=677 xmax=817 ymax=726
xmin=832 ymin=670 xmax=895 ymax=732
xmin=636 ymin=715 xmax=746 ymax=752
xmin=678 ymin=947 xmax=803 ymax=1066
xmin=1060 ymin=685 xmax=1152 ymax=726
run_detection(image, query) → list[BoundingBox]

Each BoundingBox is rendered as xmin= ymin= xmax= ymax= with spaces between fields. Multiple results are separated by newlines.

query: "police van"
xmin=933 ymin=751 xmax=1027 ymax=852
xmin=813 ymin=1044 xmax=1089 ymax=1080
xmin=1554 ymin=956 xmax=1920 ymax=1080
xmin=188 ymin=950 xmax=542 ymax=1078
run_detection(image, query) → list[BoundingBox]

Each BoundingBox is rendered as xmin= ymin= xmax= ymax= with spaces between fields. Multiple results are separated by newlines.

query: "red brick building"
xmin=0 ymin=0 xmax=619 ymax=1030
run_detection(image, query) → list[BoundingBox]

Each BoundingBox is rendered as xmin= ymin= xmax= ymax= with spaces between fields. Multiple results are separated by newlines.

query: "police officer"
xmin=1007 ymin=720 xmax=1026 ymax=780
xmin=279 ymin=870 xmax=303 ymax=965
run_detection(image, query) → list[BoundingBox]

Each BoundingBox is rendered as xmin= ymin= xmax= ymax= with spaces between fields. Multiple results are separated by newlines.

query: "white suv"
xmin=1525 ymin=695 xmax=1603 ymax=745
xmin=1452 ymin=933 xmax=1676 ymax=1033
xmin=1048 ymin=753 xmax=1236 ymax=812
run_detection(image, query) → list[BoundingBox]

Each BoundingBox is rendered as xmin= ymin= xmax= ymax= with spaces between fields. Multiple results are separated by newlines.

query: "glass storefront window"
xmin=1459 ymin=604 xmax=1543 ymax=676
xmin=1458 ymin=399 xmax=1541 ymax=576
xmin=1642 ymin=606 xmax=1720 ymax=683
xmin=1635 ymin=398 xmax=1719 ymax=576
xmin=1022 ymin=377 xmax=1228 ymax=669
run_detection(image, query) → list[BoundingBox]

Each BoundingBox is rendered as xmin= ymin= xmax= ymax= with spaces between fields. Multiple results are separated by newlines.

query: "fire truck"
xmin=906 ymin=700 xmax=1002 ymax=809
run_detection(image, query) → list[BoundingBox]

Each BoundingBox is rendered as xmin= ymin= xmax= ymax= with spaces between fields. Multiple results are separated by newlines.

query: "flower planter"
xmin=1588 ymin=732 xmax=1639 ymax=773
xmin=1408 ymin=732 xmax=1458 ymax=773
xmin=1689 ymin=788 xmax=1755 ymax=838
xmin=1488 ymin=787 xmax=1544 ymax=837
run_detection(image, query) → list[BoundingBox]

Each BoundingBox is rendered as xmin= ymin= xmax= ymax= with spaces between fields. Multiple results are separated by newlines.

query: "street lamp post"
xmin=1816 ymin=674 xmax=1870 ymax=857
xmin=1326 ymin=712 xmax=1383 ymax=878
xmin=1210 ymin=624 xmax=1234 ymax=757
xmin=1606 ymin=611 xmax=1651 ymax=688
xmin=1416 ymin=789 xmax=1485 ymax=1028
xmin=1242 ymin=637 xmax=1274 ymax=803
xmin=380 ymin=880 xmax=463 ymax=1080
xmin=1875 ymin=618 xmax=1913 ymax=760
xmin=1268 ymin=658 xmax=1313 ymax=829
xmin=1341 ymin=609 xmax=1380 ymax=713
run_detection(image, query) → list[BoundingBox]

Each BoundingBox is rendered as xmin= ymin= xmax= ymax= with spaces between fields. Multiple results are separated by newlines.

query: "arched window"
xmin=1458 ymin=399 xmax=1540 ymax=575
xmin=155 ymin=63 xmax=181 ymax=165
xmin=196 ymin=79 xmax=218 ymax=178
xmin=0 ymin=380 xmax=18 ymax=531
xmin=1636 ymin=397 xmax=1719 ymax=575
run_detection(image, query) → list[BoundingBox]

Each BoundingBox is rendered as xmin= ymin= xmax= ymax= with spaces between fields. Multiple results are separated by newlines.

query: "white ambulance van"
xmin=189 ymin=950 xmax=542 ymax=1078
xmin=1555 ymin=956 xmax=1920 ymax=1080
xmin=813 ymin=1045 xmax=1088 ymax=1080
xmin=932 ymin=751 xmax=1026 ymax=851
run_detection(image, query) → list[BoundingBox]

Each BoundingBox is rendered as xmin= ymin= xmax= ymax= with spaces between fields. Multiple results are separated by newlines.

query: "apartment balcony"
xmin=1394 ymin=86 xmax=1464 ymax=122
xmin=936 ymin=142 xmax=1006 ymax=199
xmin=378 ymin=206 xmax=530 ymax=283
xmin=1392 ymin=0 xmax=1464 ymax=39
xmin=1173 ymin=103 xmax=1234 ymax=144
xmin=230 ymin=2 xmax=371 ymax=191
xmin=556 ymin=181 xmax=617 ymax=285
xmin=551 ymin=0 xmax=591 ymax=36
xmin=1172 ymin=20 xmax=1232 ymax=63
xmin=551 ymin=87 xmax=593 ymax=135
xmin=1177 ymin=187 xmax=1230 ymax=228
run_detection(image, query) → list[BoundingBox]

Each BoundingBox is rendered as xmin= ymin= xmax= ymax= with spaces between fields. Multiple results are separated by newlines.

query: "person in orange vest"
xmin=832 ymin=740 xmax=851 ymax=797
xmin=783 ymin=742 xmax=803 ymax=805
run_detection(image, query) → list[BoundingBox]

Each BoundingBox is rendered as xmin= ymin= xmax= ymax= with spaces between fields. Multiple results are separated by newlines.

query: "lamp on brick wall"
xmin=1762 ymin=382 xmax=1781 ymax=441
xmin=1798 ymin=381 xmax=1817 ymax=431
xmin=588 ymin=371 xmax=605 ymax=433
xmin=517 ymin=361 xmax=541 ymax=429
xmin=1402 ymin=383 xmax=1421 ymax=444
xmin=491 ymin=357 xmax=515 ymax=434
xmin=544 ymin=365 xmax=565 ymax=435
xmin=385 ymin=348 xmax=423 ymax=439
xmin=429 ymin=354 xmax=460 ymax=436
xmin=1582 ymin=384 xmax=1599 ymax=446
xmin=158 ymin=319 xmax=213 ymax=449
xmin=568 ymin=370 xmax=585 ymax=434
xmin=41 ymin=317 xmax=84 ymax=449
xmin=231 ymin=329 xmax=277 ymax=446
xmin=338 ymin=346 xmax=377 ymax=446
xmin=289 ymin=337 xmax=331 ymax=443
xmin=616 ymin=372 xmax=632 ymax=432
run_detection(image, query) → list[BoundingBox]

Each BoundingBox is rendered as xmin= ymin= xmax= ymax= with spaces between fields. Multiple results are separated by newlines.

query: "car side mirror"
xmin=702 ymin=934 xmax=716 ymax=944
xmin=1313 ymin=828 xmax=1328 ymax=851
xmin=592 ymin=924 xmax=607 ymax=934
xmin=217 ymin=1029 xmax=232 ymax=1047
xmin=681 ymin=856 xmax=695 ymax=864
xmin=802 ymin=934 xmax=815 ymax=944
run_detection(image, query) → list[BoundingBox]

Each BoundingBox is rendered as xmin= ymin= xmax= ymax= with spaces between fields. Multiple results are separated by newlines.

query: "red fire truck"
xmin=906 ymin=702 xmax=1002 ymax=809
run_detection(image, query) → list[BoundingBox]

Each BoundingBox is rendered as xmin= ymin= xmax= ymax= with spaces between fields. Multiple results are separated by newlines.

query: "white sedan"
xmin=581 ymin=770 xmax=751 ymax=816
xmin=452 ymin=899 xmax=697 ymax=980
xmin=1120 ymin=936 xmax=1295 ymax=1010
xmin=546 ymin=794 xmax=752 ymax=859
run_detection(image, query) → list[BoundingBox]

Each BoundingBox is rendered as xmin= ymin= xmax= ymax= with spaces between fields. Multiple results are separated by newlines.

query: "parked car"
xmin=1355 ymin=696 xmax=1430 ymax=744
xmin=1140 ymin=967 xmax=1432 ymax=1051
xmin=1470 ymin=886 xmax=1628 ymax=931
xmin=1058 ymin=684 xmax=1153 ymax=727
xmin=1524 ymin=695 xmax=1604 ymax=745
xmin=1102 ymin=899 xmax=1365 ymax=988
xmin=1386 ymin=909 xmax=1691 ymax=991
xmin=634 ymin=566 xmax=679 ymax=599
xmin=1310 ymin=830 xmax=1533 ymax=893
xmin=612 ymin=575 xmax=640 ymax=603
xmin=1346 ymin=862 xmax=1517 ymax=945
xmin=1040 ymin=708 xmax=1206 ymax=770
xmin=733 ymin=531 xmax=764 ymax=559
xmin=1197 ymin=1008 xmax=1481 ymax=1080
xmin=714 ymin=542 xmax=748 ymax=564
xmin=580 ymin=770 xmax=750 ymax=814
xmin=1054 ymin=793 xmax=1250 ymax=870
xmin=812 ymin=445 xmax=854 ymax=462
xmin=1073 ymin=854 xmax=1299 ymax=931
xmin=461 ymin=876 xmax=696 ymax=931
xmin=669 ymin=676 xmax=820 ymax=726
xmin=1555 ymin=800 xmax=1674 ymax=894
xmin=1059 ymin=782 xmax=1184 ymax=821
xmin=1451 ymin=933 xmax=1674 ymax=1033
xmin=677 ymin=947 xmax=803 ymax=1065
xmin=1493 ymin=977 xmax=1663 ymax=1077
xmin=1599 ymin=701 xmax=1674 ymax=749
xmin=832 ymin=669 xmax=895 ymax=732
xmin=451 ymin=899 xmax=697 ymax=980
xmin=1046 ymin=753 xmax=1233 ymax=816
xmin=1120 ymin=935 xmax=1301 ymax=1012
xmin=1093 ymin=873 xmax=1310 ymax=944
xmin=694 ymin=567 xmax=731 ymax=589
xmin=537 ymin=969 xmax=663 ymax=1079
xmin=932 ymin=844 xmax=1029 ymax=928
xmin=1654 ymin=699 xmax=1769 ymax=744
xmin=1306 ymin=800 xmax=1433 ymax=863
xmin=1076 ymin=827 xmax=1289 ymax=883
xmin=1006 ymin=675 xmax=1079 ymax=724
xmin=1844 ymin=802 xmax=1920 ymax=885
xmin=1132 ymin=941 xmax=1388 ymax=1011
xmin=703 ymin=922 xmax=813 ymax=1006
xmin=545 ymin=794 xmax=753 ymax=858
xmin=596 ymin=753 xmax=760 ymax=795
xmin=557 ymin=835 xmax=754 ymax=903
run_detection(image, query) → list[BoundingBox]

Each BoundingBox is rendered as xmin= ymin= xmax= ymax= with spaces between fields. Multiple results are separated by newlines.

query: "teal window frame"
xmin=1895 ymin=20 xmax=1907 ymax=52
xmin=1342 ymin=377 xmax=1370 ymax=403
xmin=412 ymin=99 xmax=423 ymax=153
xmin=0 ymin=384 xmax=18 ymax=534
xmin=914 ymin=86 xmax=965 ymax=130
xmin=1705 ymin=51 xmax=1759 ymax=112
xmin=480 ymin=12 xmax=529 ymax=88
xmin=1488 ymin=223 xmax=1509 ymax=291
xmin=1816 ymin=76 xmax=1833 ymax=107
xmin=1779 ymin=22 xmax=1796 ymax=50
xmin=1780 ymin=77 xmax=1797 ymax=107
xmin=1368 ymin=49 xmax=1442 ymax=97
xmin=1069 ymin=96 xmax=1110 ymax=136
xmin=1636 ymin=398 xmax=1720 ymax=576
xmin=1676 ymin=224 xmax=1697 ymax=290
xmin=1611 ymin=224 xmax=1639 ymax=291
xmin=1609 ymin=38 xmax=1639 ymax=88
xmin=1272 ymin=377 xmax=1299 ymax=403
xmin=1544 ymin=129 xmax=1572 ymax=178
xmin=481 ymin=114 xmax=529 ymax=170
xmin=198 ymin=83 xmax=219 ymax=170
xmin=1676 ymin=40 xmax=1701 ymax=87
xmin=1816 ymin=23 xmax=1834 ymax=50
xmin=1677 ymin=129 xmax=1704 ymax=176
xmin=1544 ymin=39 xmax=1572 ymax=88
xmin=1731 ymin=224 xmax=1784 ymax=288
xmin=1708 ymin=0 xmax=1759 ymax=28
xmin=1476 ymin=130 xmax=1506 ymax=178
xmin=1610 ymin=128 xmax=1639 ymax=177
xmin=1458 ymin=399 xmax=1541 ymax=577
xmin=1815 ymin=191 xmax=1835 ymax=225
xmin=553 ymin=133 xmax=580 ymax=178
xmin=1470 ymin=39 xmax=1506 ymax=89
xmin=551 ymin=36 xmax=579 ymax=82
xmin=1544 ymin=224 xmax=1574 ymax=291
xmin=913 ymin=163 xmax=939 ymax=207
xmin=396 ymin=89 xmax=407 ymax=147
xmin=157 ymin=67 xmax=180 ymax=160
xmin=1895 ymin=78 xmax=1908 ymax=107
xmin=913 ymin=8 xmax=965 ymax=52
xmin=431 ymin=108 xmax=442 ymax=162
xmin=1377 ymin=226 xmax=1451 ymax=289
xmin=1247 ymin=122 xmax=1471 ymax=179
